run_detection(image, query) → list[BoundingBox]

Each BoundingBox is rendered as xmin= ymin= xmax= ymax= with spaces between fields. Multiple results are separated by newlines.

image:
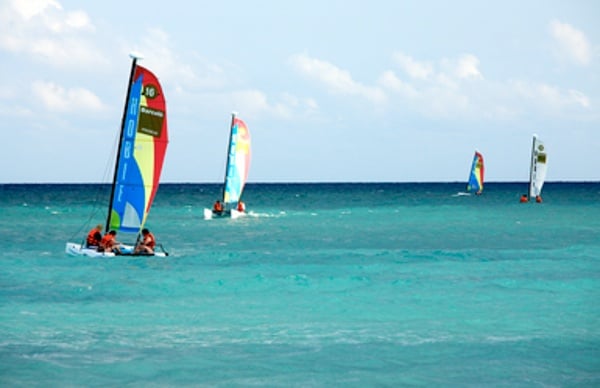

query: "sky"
xmin=1 ymin=0 xmax=599 ymax=183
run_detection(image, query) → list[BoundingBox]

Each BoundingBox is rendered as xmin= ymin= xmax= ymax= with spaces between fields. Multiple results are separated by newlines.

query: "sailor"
xmin=237 ymin=200 xmax=246 ymax=212
xmin=86 ymin=224 xmax=103 ymax=247
xmin=520 ymin=194 xmax=528 ymax=203
xmin=100 ymin=230 xmax=121 ymax=254
xmin=135 ymin=228 xmax=156 ymax=254
xmin=535 ymin=195 xmax=543 ymax=203
xmin=213 ymin=200 xmax=223 ymax=214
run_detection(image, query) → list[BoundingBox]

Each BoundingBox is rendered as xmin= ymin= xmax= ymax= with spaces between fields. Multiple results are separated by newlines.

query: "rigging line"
xmin=67 ymin=127 xmax=121 ymax=242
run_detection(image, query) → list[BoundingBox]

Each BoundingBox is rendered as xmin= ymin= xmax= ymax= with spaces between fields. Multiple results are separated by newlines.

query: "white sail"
xmin=528 ymin=135 xmax=548 ymax=199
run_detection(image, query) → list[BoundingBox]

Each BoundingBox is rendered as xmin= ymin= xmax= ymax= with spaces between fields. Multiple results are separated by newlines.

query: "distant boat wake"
xmin=452 ymin=192 xmax=472 ymax=197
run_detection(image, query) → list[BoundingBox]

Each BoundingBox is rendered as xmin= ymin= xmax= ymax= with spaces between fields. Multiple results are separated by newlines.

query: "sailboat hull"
xmin=65 ymin=242 xmax=167 ymax=258
xmin=203 ymin=208 xmax=245 ymax=220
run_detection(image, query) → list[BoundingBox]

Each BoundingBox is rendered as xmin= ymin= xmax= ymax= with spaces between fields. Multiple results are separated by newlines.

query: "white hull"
xmin=65 ymin=242 xmax=167 ymax=257
xmin=203 ymin=208 xmax=246 ymax=220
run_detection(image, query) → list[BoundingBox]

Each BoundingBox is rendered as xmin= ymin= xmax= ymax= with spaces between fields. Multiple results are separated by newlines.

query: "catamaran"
xmin=66 ymin=53 xmax=169 ymax=257
xmin=526 ymin=134 xmax=548 ymax=203
xmin=466 ymin=150 xmax=484 ymax=195
xmin=204 ymin=113 xmax=251 ymax=219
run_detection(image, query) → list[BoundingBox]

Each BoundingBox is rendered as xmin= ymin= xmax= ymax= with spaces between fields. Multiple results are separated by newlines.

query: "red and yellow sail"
xmin=109 ymin=65 xmax=168 ymax=234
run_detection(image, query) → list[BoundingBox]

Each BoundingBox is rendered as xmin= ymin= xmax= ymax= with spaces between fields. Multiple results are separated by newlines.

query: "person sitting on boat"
xmin=213 ymin=200 xmax=224 ymax=214
xmin=237 ymin=200 xmax=246 ymax=212
xmin=86 ymin=224 xmax=103 ymax=248
xmin=535 ymin=195 xmax=543 ymax=203
xmin=100 ymin=230 xmax=121 ymax=254
xmin=520 ymin=194 xmax=528 ymax=203
xmin=134 ymin=228 xmax=156 ymax=254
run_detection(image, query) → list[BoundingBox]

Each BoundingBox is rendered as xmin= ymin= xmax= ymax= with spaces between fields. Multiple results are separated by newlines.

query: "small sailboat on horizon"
xmin=520 ymin=134 xmax=547 ymax=203
xmin=466 ymin=150 xmax=484 ymax=195
xmin=66 ymin=53 xmax=169 ymax=257
xmin=454 ymin=150 xmax=484 ymax=197
xmin=204 ymin=112 xmax=251 ymax=220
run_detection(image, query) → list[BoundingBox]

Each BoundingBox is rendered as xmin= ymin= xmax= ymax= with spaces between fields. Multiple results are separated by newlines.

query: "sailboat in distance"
xmin=466 ymin=150 xmax=484 ymax=195
xmin=66 ymin=53 xmax=169 ymax=257
xmin=526 ymin=134 xmax=548 ymax=203
xmin=204 ymin=112 xmax=251 ymax=219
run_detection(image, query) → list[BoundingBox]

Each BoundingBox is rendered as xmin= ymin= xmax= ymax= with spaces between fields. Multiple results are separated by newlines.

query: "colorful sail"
xmin=223 ymin=114 xmax=251 ymax=205
xmin=109 ymin=65 xmax=169 ymax=234
xmin=528 ymin=135 xmax=547 ymax=199
xmin=466 ymin=151 xmax=484 ymax=194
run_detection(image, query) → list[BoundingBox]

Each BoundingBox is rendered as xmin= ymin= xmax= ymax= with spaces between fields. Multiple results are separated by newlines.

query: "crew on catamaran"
xmin=535 ymin=195 xmax=543 ymax=203
xmin=86 ymin=224 xmax=103 ymax=247
xmin=135 ymin=228 xmax=156 ymax=254
xmin=520 ymin=194 xmax=528 ymax=203
xmin=237 ymin=201 xmax=246 ymax=212
xmin=213 ymin=200 xmax=223 ymax=214
xmin=100 ymin=230 xmax=121 ymax=254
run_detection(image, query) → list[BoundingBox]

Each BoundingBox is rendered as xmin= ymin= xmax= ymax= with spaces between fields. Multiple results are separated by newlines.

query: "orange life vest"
xmin=214 ymin=202 xmax=223 ymax=212
xmin=86 ymin=228 xmax=102 ymax=246
xmin=143 ymin=233 xmax=156 ymax=249
xmin=101 ymin=234 xmax=115 ymax=249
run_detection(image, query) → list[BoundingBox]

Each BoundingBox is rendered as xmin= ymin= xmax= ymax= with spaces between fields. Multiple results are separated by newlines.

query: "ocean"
xmin=1 ymin=182 xmax=599 ymax=386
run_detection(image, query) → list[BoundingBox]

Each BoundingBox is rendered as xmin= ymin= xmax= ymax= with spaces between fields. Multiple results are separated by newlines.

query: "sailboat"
xmin=204 ymin=112 xmax=251 ymax=219
xmin=466 ymin=150 xmax=484 ymax=195
xmin=66 ymin=53 xmax=169 ymax=257
xmin=526 ymin=134 xmax=548 ymax=203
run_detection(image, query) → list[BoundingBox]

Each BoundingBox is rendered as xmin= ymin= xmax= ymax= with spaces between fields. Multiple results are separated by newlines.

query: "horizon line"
xmin=1 ymin=180 xmax=598 ymax=185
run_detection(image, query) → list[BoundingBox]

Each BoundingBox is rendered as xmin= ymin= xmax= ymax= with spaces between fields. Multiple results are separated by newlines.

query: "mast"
xmin=105 ymin=53 xmax=142 ymax=233
xmin=528 ymin=134 xmax=537 ymax=201
xmin=221 ymin=112 xmax=237 ymax=208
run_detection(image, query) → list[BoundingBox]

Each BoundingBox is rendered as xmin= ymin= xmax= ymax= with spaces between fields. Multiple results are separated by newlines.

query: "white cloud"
xmin=64 ymin=10 xmax=92 ymax=30
xmin=0 ymin=0 xmax=101 ymax=67
xmin=289 ymin=53 xmax=386 ymax=104
xmin=379 ymin=52 xmax=486 ymax=118
xmin=226 ymin=89 xmax=318 ymax=120
xmin=136 ymin=28 xmax=235 ymax=92
xmin=10 ymin=0 xmax=62 ymax=20
xmin=454 ymin=54 xmax=483 ymax=80
xmin=392 ymin=53 xmax=433 ymax=80
xmin=378 ymin=70 xmax=418 ymax=98
xmin=550 ymin=20 xmax=591 ymax=66
xmin=380 ymin=51 xmax=591 ymax=119
xmin=511 ymin=80 xmax=591 ymax=110
xmin=568 ymin=90 xmax=590 ymax=108
xmin=32 ymin=80 xmax=105 ymax=112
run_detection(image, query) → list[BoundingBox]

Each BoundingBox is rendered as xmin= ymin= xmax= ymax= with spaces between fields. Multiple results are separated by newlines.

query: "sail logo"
xmin=138 ymin=106 xmax=165 ymax=137
xmin=143 ymin=84 xmax=160 ymax=99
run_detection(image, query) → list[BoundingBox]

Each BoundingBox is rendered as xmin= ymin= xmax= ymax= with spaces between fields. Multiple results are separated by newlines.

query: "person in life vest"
xmin=520 ymin=194 xmax=528 ymax=203
xmin=213 ymin=200 xmax=223 ymax=214
xmin=135 ymin=228 xmax=156 ymax=254
xmin=535 ymin=195 xmax=543 ymax=203
xmin=86 ymin=224 xmax=103 ymax=247
xmin=100 ymin=230 xmax=121 ymax=254
xmin=237 ymin=200 xmax=246 ymax=212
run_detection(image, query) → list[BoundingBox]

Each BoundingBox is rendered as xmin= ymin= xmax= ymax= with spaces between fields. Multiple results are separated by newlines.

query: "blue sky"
xmin=1 ymin=0 xmax=598 ymax=183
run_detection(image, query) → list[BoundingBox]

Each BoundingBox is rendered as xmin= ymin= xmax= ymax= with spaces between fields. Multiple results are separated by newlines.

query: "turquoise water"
xmin=1 ymin=183 xmax=599 ymax=386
